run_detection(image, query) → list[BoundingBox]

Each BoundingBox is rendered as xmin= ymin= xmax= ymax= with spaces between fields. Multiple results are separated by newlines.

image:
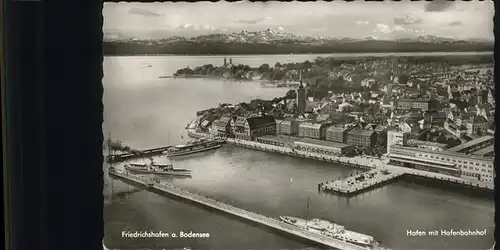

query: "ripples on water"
xmin=103 ymin=55 xmax=494 ymax=250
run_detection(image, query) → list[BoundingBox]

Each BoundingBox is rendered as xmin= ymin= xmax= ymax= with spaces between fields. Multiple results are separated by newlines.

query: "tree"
xmin=258 ymin=63 xmax=270 ymax=73
xmin=303 ymin=60 xmax=312 ymax=69
xmin=274 ymin=62 xmax=282 ymax=69
xmin=398 ymin=74 xmax=409 ymax=85
xmin=285 ymin=89 xmax=297 ymax=100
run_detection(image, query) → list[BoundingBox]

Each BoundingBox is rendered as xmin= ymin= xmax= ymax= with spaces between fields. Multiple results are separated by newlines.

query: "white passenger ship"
xmin=124 ymin=158 xmax=191 ymax=177
xmin=280 ymin=197 xmax=378 ymax=248
xmin=164 ymin=138 xmax=224 ymax=157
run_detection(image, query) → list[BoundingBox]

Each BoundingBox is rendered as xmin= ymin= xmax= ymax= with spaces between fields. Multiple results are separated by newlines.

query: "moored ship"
xmin=280 ymin=197 xmax=378 ymax=248
xmin=280 ymin=216 xmax=378 ymax=248
xmin=124 ymin=158 xmax=191 ymax=176
xmin=164 ymin=138 xmax=224 ymax=157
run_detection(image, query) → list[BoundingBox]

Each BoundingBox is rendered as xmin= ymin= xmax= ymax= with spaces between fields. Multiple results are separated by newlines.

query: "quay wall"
xmin=108 ymin=170 xmax=371 ymax=250
xmin=187 ymin=130 xmax=494 ymax=193
xmin=226 ymin=138 xmax=374 ymax=171
xmin=398 ymin=173 xmax=494 ymax=197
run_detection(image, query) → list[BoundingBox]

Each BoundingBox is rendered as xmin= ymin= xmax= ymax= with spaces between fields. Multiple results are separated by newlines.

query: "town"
xmin=187 ymin=55 xmax=495 ymax=189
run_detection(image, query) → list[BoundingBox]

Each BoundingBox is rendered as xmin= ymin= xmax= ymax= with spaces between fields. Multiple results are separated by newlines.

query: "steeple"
xmin=299 ymin=70 xmax=304 ymax=89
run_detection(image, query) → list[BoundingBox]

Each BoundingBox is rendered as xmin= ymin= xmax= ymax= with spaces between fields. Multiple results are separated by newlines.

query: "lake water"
xmin=103 ymin=53 xmax=494 ymax=250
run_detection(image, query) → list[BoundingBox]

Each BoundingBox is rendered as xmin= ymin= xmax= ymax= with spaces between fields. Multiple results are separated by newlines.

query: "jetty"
xmin=107 ymin=145 xmax=173 ymax=162
xmin=319 ymin=165 xmax=493 ymax=197
xmin=319 ymin=169 xmax=404 ymax=196
xmin=109 ymin=169 xmax=383 ymax=250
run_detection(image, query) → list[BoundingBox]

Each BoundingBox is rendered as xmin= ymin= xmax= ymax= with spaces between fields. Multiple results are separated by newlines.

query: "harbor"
xmin=108 ymin=168 xmax=386 ymax=250
xmin=103 ymin=55 xmax=495 ymax=250
xmin=192 ymin=130 xmax=494 ymax=194
xmin=109 ymin=128 xmax=494 ymax=198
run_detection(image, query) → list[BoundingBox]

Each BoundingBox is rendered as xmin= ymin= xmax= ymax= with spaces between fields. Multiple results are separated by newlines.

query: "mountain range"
xmin=103 ymin=28 xmax=494 ymax=55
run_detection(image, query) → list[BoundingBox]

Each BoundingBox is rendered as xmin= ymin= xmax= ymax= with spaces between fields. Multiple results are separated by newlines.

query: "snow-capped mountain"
xmin=104 ymin=28 xmax=493 ymax=45
xmin=188 ymin=28 xmax=316 ymax=44
xmin=178 ymin=29 xmax=492 ymax=45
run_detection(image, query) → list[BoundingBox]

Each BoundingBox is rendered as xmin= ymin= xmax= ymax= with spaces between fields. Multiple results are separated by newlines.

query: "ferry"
xmin=280 ymin=216 xmax=378 ymax=248
xmin=164 ymin=138 xmax=224 ymax=157
xmin=279 ymin=197 xmax=378 ymax=248
xmin=124 ymin=158 xmax=191 ymax=177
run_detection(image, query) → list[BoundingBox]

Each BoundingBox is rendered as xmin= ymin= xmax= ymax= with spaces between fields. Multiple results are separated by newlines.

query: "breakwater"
xmin=108 ymin=169 xmax=382 ymax=250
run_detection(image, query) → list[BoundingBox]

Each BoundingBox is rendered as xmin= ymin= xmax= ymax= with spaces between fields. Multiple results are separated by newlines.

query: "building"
xmin=277 ymin=118 xmax=309 ymax=136
xmin=447 ymin=135 xmax=494 ymax=154
xmin=326 ymin=126 xmax=352 ymax=143
xmin=213 ymin=116 xmax=232 ymax=138
xmin=386 ymin=130 xmax=409 ymax=150
xmin=412 ymin=99 xmax=432 ymax=111
xmin=471 ymin=145 xmax=495 ymax=158
xmin=396 ymin=99 xmax=436 ymax=112
xmin=444 ymin=118 xmax=468 ymax=138
xmin=318 ymin=102 xmax=339 ymax=114
xmin=255 ymin=135 xmax=296 ymax=147
xmin=299 ymin=122 xmax=323 ymax=140
xmin=230 ymin=115 xmax=276 ymax=140
xmin=294 ymin=138 xmax=355 ymax=156
xmin=406 ymin=139 xmax=448 ymax=152
xmin=346 ymin=129 xmax=376 ymax=147
xmin=388 ymin=145 xmax=494 ymax=184
xmin=464 ymin=115 xmax=489 ymax=136
xmin=246 ymin=115 xmax=277 ymax=140
xmin=396 ymin=99 xmax=413 ymax=110
xmin=230 ymin=116 xmax=248 ymax=140
xmin=296 ymin=71 xmax=307 ymax=115
xmin=274 ymin=119 xmax=284 ymax=135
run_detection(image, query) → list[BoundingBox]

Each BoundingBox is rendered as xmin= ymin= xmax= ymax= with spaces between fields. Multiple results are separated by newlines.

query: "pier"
xmin=319 ymin=169 xmax=404 ymax=196
xmin=107 ymin=145 xmax=173 ymax=162
xmin=109 ymin=169 xmax=380 ymax=250
xmin=319 ymin=164 xmax=493 ymax=197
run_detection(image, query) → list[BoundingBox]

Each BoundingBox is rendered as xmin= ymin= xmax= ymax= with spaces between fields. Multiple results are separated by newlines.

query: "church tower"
xmin=296 ymin=70 xmax=307 ymax=116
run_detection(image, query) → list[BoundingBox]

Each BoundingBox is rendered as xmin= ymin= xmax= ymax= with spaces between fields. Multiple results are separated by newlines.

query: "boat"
xmin=124 ymin=158 xmax=191 ymax=176
xmin=279 ymin=197 xmax=378 ymax=248
xmin=164 ymin=138 xmax=224 ymax=157
xmin=261 ymin=81 xmax=277 ymax=88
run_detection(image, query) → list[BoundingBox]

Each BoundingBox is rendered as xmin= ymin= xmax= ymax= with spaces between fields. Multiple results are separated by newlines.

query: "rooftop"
xmin=391 ymin=145 xmax=493 ymax=162
xmin=347 ymin=129 xmax=375 ymax=137
xmin=471 ymin=145 xmax=495 ymax=157
xmin=256 ymin=135 xmax=296 ymax=145
xmin=295 ymin=138 xmax=352 ymax=149
xmin=447 ymin=135 xmax=494 ymax=152
xmin=327 ymin=126 xmax=350 ymax=133
xmin=299 ymin=122 xmax=322 ymax=129
xmin=247 ymin=115 xmax=276 ymax=129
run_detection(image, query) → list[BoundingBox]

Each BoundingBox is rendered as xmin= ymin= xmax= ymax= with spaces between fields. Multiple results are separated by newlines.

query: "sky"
xmin=103 ymin=1 xmax=494 ymax=40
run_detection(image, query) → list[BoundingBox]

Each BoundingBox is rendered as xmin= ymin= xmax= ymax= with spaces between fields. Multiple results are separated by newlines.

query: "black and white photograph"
xmin=102 ymin=1 xmax=495 ymax=250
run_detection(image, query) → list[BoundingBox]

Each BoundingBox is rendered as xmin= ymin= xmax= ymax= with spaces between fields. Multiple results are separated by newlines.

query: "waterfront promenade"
xmin=108 ymin=169 xmax=380 ymax=250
